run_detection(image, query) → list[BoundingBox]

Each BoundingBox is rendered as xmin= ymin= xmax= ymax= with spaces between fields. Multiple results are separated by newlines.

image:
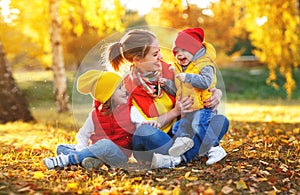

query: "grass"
xmin=220 ymin=66 xmax=300 ymax=100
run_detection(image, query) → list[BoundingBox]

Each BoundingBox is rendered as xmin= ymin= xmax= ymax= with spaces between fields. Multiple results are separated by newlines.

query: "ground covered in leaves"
xmin=0 ymin=116 xmax=299 ymax=194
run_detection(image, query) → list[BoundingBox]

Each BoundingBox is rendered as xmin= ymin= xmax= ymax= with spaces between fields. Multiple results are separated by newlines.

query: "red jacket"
xmin=90 ymin=100 xmax=135 ymax=157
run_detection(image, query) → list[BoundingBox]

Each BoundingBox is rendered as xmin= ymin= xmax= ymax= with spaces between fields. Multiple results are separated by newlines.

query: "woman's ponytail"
xmin=108 ymin=29 xmax=157 ymax=71
xmin=108 ymin=42 xmax=124 ymax=71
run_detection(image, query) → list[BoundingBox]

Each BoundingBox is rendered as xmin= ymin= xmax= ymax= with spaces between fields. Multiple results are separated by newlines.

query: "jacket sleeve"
xmin=75 ymin=112 xmax=95 ymax=151
xmin=185 ymin=65 xmax=214 ymax=90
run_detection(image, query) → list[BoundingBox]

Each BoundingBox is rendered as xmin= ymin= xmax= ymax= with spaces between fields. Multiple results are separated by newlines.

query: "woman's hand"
xmin=156 ymin=95 xmax=193 ymax=127
xmin=175 ymin=95 xmax=194 ymax=117
xmin=142 ymin=120 xmax=161 ymax=128
xmin=204 ymin=87 xmax=222 ymax=111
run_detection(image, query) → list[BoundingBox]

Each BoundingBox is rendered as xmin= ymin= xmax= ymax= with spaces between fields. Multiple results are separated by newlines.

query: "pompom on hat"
xmin=77 ymin=70 xmax=122 ymax=104
xmin=172 ymin=27 xmax=204 ymax=56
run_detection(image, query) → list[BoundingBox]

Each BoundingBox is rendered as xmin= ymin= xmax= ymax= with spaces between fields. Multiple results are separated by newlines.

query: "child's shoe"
xmin=43 ymin=154 xmax=69 ymax=169
xmin=168 ymin=137 xmax=194 ymax=156
xmin=206 ymin=145 xmax=227 ymax=165
xmin=81 ymin=157 xmax=102 ymax=170
xmin=151 ymin=153 xmax=181 ymax=169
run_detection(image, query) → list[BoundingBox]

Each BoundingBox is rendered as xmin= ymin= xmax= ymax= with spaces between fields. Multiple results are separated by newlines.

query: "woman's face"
xmin=111 ymin=83 xmax=127 ymax=106
xmin=135 ymin=39 xmax=163 ymax=74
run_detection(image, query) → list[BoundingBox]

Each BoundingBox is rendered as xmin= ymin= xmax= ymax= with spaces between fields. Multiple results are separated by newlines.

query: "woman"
xmin=107 ymin=29 xmax=229 ymax=168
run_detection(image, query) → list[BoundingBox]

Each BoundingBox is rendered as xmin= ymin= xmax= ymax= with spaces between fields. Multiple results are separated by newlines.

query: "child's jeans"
xmin=173 ymin=108 xmax=216 ymax=155
xmin=56 ymin=139 xmax=128 ymax=166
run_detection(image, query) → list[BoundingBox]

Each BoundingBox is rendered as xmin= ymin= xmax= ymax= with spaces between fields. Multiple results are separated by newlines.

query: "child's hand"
xmin=142 ymin=120 xmax=161 ymax=128
xmin=159 ymin=78 xmax=167 ymax=87
xmin=176 ymin=73 xmax=186 ymax=82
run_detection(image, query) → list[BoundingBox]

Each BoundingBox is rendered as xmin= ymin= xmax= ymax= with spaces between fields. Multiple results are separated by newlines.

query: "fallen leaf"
xmin=33 ymin=171 xmax=45 ymax=179
xmin=184 ymin=171 xmax=198 ymax=181
xmin=203 ymin=187 xmax=215 ymax=195
xmin=66 ymin=182 xmax=78 ymax=190
xmin=156 ymin=177 xmax=167 ymax=182
xmin=221 ymin=186 xmax=233 ymax=194
xmin=236 ymin=179 xmax=247 ymax=190
xmin=172 ymin=186 xmax=181 ymax=195
xmin=259 ymin=160 xmax=269 ymax=165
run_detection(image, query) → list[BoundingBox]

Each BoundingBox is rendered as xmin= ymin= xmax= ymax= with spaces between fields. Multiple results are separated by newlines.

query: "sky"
xmin=0 ymin=0 xmax=215 ymax=21
xmin=120 ymin=0 xmax=214 ymax=15
xmin=120 ymin=0 xmax=161 ymax=15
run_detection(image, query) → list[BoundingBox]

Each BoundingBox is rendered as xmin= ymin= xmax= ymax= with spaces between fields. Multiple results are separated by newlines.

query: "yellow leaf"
xmin=172 ymin=186 xmax=181 ymax=195
xmin=266 ymin=167 xmax=273 ymax=171
xmin=203 ymin=187 xmax=215 ymax=195
xmin=184 ymin=171 xmax=197 ymax=181
xmin=258 ymin=177 xmax=268 ymax=182
xmin=184 ymin=171 xmax=191 ymax=178
xmin=66 ymin=182 xmax=78 ymax=190
xmin=236 ymin=179 xmax=247 ymax=189
xmin=186 ymin=176 xmax=198 ymax=181
xmin=33 ymin=171 xmax=45 ymax=179
xmin=281 ymin=139 xmax=289 ymax=144
xmin=293 ymin=128 xmax=299 ymax=134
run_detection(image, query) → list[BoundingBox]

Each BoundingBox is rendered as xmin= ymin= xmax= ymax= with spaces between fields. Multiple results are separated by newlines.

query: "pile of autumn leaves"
xmin=0 ymin=120 xmax=299 ymax=194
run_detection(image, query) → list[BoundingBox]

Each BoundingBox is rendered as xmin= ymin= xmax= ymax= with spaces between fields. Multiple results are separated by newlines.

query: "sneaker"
xmin=206 ymin=146 xmax=227 ymax=165
xmin=81 ymin=157 xmax=102 ymax=170
xmin=168 ymin=137 xmax=194 ymax=156
xmin=43 ymin=154 xmax=69 ymax=169
xmin=151 ymin=153 xmax=181 ymax=169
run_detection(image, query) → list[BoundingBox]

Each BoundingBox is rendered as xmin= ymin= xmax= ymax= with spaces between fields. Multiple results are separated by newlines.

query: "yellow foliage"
xmin=242 ymin=0 xmax=300 ymax=98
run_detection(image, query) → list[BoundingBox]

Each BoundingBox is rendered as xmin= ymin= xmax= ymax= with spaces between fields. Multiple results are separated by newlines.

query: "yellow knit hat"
xmin=77 ymin=70 xmax=122 ymax=104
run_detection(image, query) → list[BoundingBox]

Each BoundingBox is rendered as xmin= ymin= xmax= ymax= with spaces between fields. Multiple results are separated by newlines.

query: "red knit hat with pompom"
xmin=172 ymin=27 xmax=204 ymax=56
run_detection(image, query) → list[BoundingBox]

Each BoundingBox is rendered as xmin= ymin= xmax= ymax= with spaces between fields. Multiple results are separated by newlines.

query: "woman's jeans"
xmin=132 ymin=114 xmax=229 ymax=163
xmin=56 ymin=139 xmax=128 ymax=166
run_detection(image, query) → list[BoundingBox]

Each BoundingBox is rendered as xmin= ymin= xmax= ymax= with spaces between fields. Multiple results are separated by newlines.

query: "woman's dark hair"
xmin=108 ymin=29 xmax=157 ymax=71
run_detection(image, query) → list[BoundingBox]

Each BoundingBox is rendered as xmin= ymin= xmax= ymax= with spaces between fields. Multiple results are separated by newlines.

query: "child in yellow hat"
xmin=43 ymin=70 xmax=157 ymax=170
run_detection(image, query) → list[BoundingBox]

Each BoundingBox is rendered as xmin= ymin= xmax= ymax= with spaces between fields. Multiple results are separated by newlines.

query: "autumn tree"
xmin=146 ymin=0 xmax=245 ymax=60
xmin=49 ymin=0 xmax=69 ymax=112
xmin=242 ymin=0 xmax=300 ymax=98
xmin=1 ymin=0 xmax=126 ymax=112
xmin=0 ymin=43 xmax=34 ymax=123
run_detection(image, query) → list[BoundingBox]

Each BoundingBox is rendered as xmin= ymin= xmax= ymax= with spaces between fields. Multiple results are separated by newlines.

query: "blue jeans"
xmin=132 ymin=114 xmax=229 ymax=163
xmin=173 ymin=108 xmax=216 ymax=156
xmin=132 ymin=124 xmax=174 ymax=162
xmin=56 ymin=139 xmax=128 ymax=166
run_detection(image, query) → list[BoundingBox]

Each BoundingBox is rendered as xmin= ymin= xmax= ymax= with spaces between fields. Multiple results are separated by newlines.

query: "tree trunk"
xmin=0 ymin=43 xmax=35 ymax=123
xmin=49 ymin=0 xmax=69 ymax=112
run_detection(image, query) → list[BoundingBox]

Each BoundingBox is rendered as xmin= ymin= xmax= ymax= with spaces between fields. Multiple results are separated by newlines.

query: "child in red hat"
xmin=166 ymin=27 xmax=227 ymax=165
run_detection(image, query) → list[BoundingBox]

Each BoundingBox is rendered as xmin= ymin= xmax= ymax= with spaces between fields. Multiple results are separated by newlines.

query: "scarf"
xmin=130 ymin=66 xmax=163 ymax=98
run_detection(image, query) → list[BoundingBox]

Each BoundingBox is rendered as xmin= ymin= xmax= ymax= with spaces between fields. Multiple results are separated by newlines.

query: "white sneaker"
xmin=151 ymin=153 xmax=181 ymax=169
xmin=206 ymin=146 xmax=227 ymax=165
xmin=81 ymin=157 xmax=102 ymax=170
xmin=168 ymin=137 xmax=194 ymax=156
xmin=43 ymin=154 xmax=69 ymax=169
